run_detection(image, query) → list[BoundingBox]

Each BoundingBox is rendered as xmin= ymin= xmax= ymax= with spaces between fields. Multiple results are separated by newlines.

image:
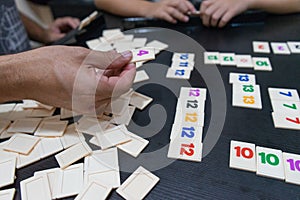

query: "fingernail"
xmin=184 ymin=16 xmax=189 ymax=22
xmin=121 ymin=50 xmax=132 ymax=58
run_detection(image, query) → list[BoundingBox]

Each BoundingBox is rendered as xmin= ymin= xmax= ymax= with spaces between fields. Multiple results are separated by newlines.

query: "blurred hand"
xmin=27 ymin=46 xmax=136 ymax=115
xmin=200 ymin=0 xmax=250 ymax=28
xmin=44 ymin=17 xmax=80 ymax=43
xmin=148 ymin=0 xmax=196 ymax=23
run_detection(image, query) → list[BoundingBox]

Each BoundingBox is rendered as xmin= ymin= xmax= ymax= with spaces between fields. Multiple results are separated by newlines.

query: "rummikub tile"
xmin=282 ymin=152 xmax=300 ymax=185
xmin=252 ymin=57 xmax=272 ymax=71
xmin=74 ymin=181 xmax=112 ymax=200
xmin=253 ymin=41 xmax=270 ymax=53
xmin=256 ymin=146 xmax=285 ymax=180
xmin=20 ymin=175 xmax=51 ymax=200
xmin=55 ymin=141 xmax=92 ymax=169
xmin=229 ymin=140 xmax=256 ymax=172
xmin=204 ymin=52 xmax=220 ymax=64
xmin=271 ymin=42 xmax=291 ymax=54
xmin=3 ymin=134 xmax=40 ymax=155
xmin=6 ymin=118 xmax=41 ymax=134
xmin=130 ymin=48 xmax=155 ymax=63
xmin=54 ymin=163 xmax=84 ymax=199
xmin=0 ymin=157 xmax=16 ymax=188
xmin=268 ymin=88 xmax=299 ymax=101
xmin=35 ymin=121 xmax=68 ymax=137
xmin=116 ymin=166 xmax=159 ymax=200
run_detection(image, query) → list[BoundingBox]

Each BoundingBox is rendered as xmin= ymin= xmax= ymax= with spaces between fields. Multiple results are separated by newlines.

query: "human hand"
xmin=44 ymin=17 xmax=80 ymax=43
xmin=148 ymin=0 xmax=196 ymax=23
xmin=200 ymin=0 xmax=250 ymax=28
xmin=26 ymin=46 xmax=136 ymax=115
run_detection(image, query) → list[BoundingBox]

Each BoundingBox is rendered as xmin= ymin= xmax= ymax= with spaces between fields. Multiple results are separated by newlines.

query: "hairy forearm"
xmin=248 ymin=0 xmax=300 ymax=13
xmin=95 ymin=0 xmax=154 ymax=17
xmin=20 ymin=13 xmax=47 ymax=43
xmin=0 ymin=51 xmax=44 ymax=103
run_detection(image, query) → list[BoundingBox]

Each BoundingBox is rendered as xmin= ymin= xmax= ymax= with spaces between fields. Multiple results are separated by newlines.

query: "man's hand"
xmin=44 ymin=17 xmax=80 ymax=43
xmin=148 ymin=0 xmax=196 ymax=23
xmin=200 ymin=0 xmax=250 ymax=28
xmin=0 ymin=46 xmax=136 ymax=115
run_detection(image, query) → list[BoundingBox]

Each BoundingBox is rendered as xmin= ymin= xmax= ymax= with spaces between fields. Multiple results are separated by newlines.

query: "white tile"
xmin=204 ymin=52 xmax=220 ymax=64
xmin=16 ymin=144 xmax=41 ymax=169
xmin=172 ymin=53 xmax=195 ymax=62
xmin=270 ymin=100 xmax=300 ymax=115
xmin=256 ymin=146 xmax=285 ymax=180
xmin=8 ymin=104 xmax=32 ymax=120
xmin=171 ymin=60 xmax=194 ymax=70
xmin=229 ymin=73 xmax=256 ymax=85
xmin=253 ymin=41 xmax=270 ymax=53
xmin=110 ymin=106 xmax=136 ymax=125
xmin=287 ymin=41 xmax=300 ymax=54
xmin=253 ymin=57 xmax=272 ymax=71
xmin=170 ymin=122 xmax=203 ymax=142
xmin=6 ymin=118 xmax=41 ymax=134
xmin=146 ymin=40 xmax=168 ymax=51
xmin=60 ymin=124 xmax=83 ymax=149
xmin=271 ymin=42 xmax=291 ymax=54
xmin=0 ymin=157 xmax=16 ymax=188
xmin=177 ymin=97 xmax=206 ymax=113
xmin=29 ymin=108 xmax=55 ymax=117
xmin=84 ymin=148 xmax=119 ymax=172
xmin=35 ymin=121 xmax=68 ymax=137
xmin=179 ymin=87 xmax=207 ymax=101
xmin=129 ymin=91 xmax=153 ymax=110
xmin=283 ymin=152 xmax=300 ymax=185
xmin=94 ymin=42 xmax=114 ymax=52
xmin=220 ymin=53 xmax=236 ymax=66
xmin=0 ymin=104 xmax=16 ymax=119
xmin=105 ymin=97 xmax=130 ymax=116
xmin=0 ymin=120 xmax=11 ymax=134
xmin=232 ymin=84 xmax=262 ymax=109
xmin=3 ymin=134 xmax=40 ymax=155
xmin=117 ymin=131 xmax=149 ymax=157
xmin=168 ymin=137 xmax=202 ymax=162
xmin=174 ymin=107 xmax=205 ymax=127
xmin=60 ymin=108 xmax=81 ymax=119
xmin=229 ymin=140 xmax=256 ymax=172
xmin=0 ymin=188 xmax=15 ymax=200
xmin=272 ymin=112 xmax=300 ymax=130
xmin=34 ymin=168 xmax=60 ymax=199
xmin=130 ymin=47 xmax=155 ymax=63
xmin=132 ymin=38 xmax=147 ymax=48
xmin=166 ymin=68 xmax=192 ymax=79
xmin=268 ymin=88 xmax=299 ymax=101
xmin=20 ymin=175 xmax=52 ymax=200
xmin=235 ymin=55 xmax=253 ymax=68
xmin=77 ymin=116 xmax=109 ymax=136
xmin=116 ymin=166 xmax=159 ymax=200
xmin=37 ymin=137 xmax=63 ymax=159
xmin=84 ymin=169 xmax=120 ymax=189
xmin=95 ymin=125 xmax=131 ymax=149
xmin=74 ymin=181 xmax=112 ymax=200
xmin=133 ymin=70 xmax=150 ymax=83
xmin=54 ymin=163 xmax=84 ymax=199
xmin=55 ymin=141 xmax=92 ymax=169
xmin=86 ymin=38 xmax=101 ymax=49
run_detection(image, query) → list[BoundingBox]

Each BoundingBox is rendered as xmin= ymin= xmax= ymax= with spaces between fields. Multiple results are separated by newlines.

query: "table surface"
xmin=5 ymin=13 xmax=300 ymax=200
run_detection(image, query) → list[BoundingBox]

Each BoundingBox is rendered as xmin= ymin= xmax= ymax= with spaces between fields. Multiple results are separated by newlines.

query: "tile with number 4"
xmin=130 ymin=48 xmax=155 ymax=63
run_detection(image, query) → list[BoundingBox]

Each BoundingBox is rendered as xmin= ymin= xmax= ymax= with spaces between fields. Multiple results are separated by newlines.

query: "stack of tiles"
xmin=166 ymin=53 xmax=195 ymax=79
xmin=253 ymin=41 xmax=300 ymax=54
xmin=204 ymin=52 xmax=272 ymax=71
xmin=167 ymin=87 xmax=207 ymax=162
xmin=268 ymin=88 xmax=300 ymax=130
xmin=230 ymin=72 xmax=262 ymax=109
xmin=230 ymin=140 xmax=300 ymax=186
